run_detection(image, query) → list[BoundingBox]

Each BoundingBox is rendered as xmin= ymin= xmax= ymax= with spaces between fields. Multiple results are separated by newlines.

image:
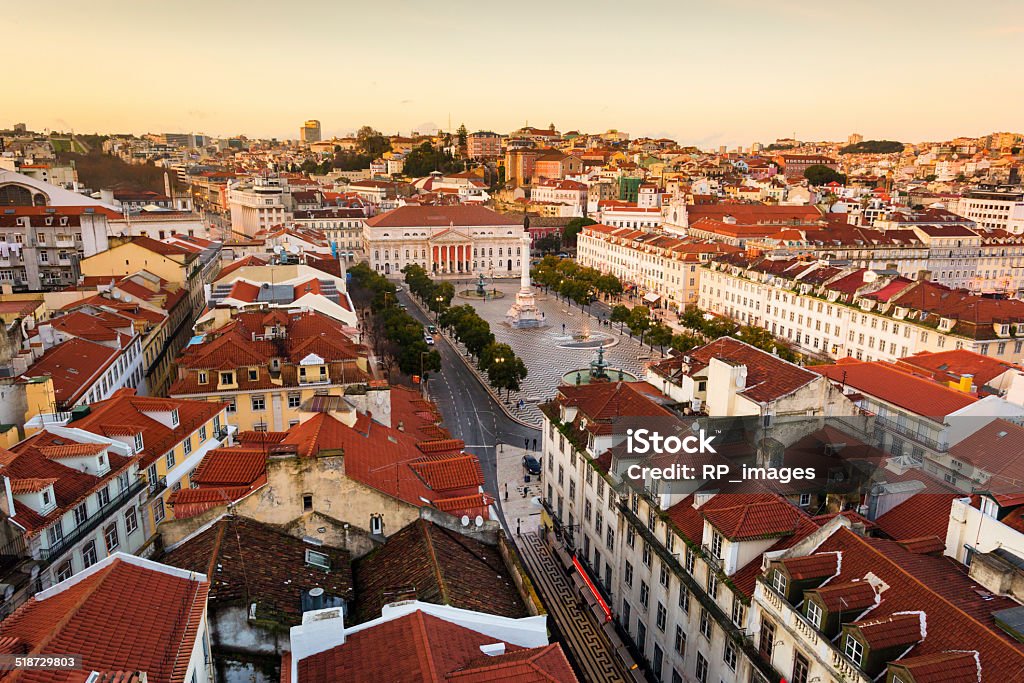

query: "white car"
xmin=423 ymin=334 xmax=434 ymax=345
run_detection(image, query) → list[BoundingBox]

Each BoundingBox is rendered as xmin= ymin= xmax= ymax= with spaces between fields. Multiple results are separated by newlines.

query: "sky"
xmin=8 ymin=0 xmax=1023 ymax=148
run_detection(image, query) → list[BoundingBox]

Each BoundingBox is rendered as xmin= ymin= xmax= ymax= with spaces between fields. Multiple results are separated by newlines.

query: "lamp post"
xmin=434 ymin=295 xmax=444 ymax=323
xmin=493 ymin=355 xmax=508 ymax=404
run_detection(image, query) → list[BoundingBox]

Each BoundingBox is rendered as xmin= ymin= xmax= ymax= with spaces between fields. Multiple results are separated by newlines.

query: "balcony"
xmin=873 ymin=415 xmax=948 ymax=452
xmin=701 ymin=543 xmax=724 ymax=574
xmin=39 ymin=478 xmax=147 ymax=563
xmin=756 ymin=581 xmax=870 ymax=683
xmin=148 ymin=476 xmax=167 ymax=497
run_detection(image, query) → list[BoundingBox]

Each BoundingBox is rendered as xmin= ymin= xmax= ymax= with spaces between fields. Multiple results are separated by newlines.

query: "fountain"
xmin=561 ymin=344 xmax=638 ymax=385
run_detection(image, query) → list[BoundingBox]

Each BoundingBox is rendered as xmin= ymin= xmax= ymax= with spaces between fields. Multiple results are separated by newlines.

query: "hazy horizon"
xmin=9 ymin=0 xmax=1023 ymax=148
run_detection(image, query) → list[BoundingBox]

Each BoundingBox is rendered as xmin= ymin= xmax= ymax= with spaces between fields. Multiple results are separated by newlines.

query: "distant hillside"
xmin=58 ymin=150 xmax=177 ymax=193
xmin=839 ymin=140 xmax=904 ymax=154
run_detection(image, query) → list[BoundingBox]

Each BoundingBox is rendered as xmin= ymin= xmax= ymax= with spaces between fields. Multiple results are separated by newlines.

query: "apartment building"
xmin=467 ymin=130 xmax=502 ymax=159
xmin=169 ymin=310 xmax=371 ymax=432
xmin=955 ymin=187 xmax=1024 ymax=233
xmin=293 ymin=207 xmax=366 ymax=260
xmin=229 ymin=175 xmax=289 ymax=236
xmin=0 ymin=207 xmax=112 ymax=290
xmin=699 ymin=254 xmax=1024 ymax=364
xmin=539 ymin=379 xmax=829 ymax=683
xmin=577 ymin=224 xmax=740 ymax=311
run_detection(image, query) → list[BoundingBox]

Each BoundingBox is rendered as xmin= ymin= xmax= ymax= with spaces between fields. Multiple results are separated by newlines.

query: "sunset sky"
xmin=9 ymin=0 xmax=1023 ymax=147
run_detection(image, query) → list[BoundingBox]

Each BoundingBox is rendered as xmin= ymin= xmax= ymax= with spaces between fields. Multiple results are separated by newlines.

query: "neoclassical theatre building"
xmin=363 ymin=205 xmax=527 ymax=276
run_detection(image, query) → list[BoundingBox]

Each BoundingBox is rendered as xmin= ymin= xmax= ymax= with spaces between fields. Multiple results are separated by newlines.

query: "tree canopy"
xmin=403 ymin=142 xmax=462 ymax=177
xmin=803 ymin=164 xmax=847 ymax=186
xmin=839 ymin=140 xmax=904 ymax=154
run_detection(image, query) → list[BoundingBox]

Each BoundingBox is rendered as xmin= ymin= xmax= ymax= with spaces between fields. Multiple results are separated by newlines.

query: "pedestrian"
xmin=504 ymin=483 xmax=508 ymax=501
xmin=524 ymin=437 xmax=529 ymax=450
xmin=532 ymin=437 xmax=537 ymax=450
xmin=516 ymin=518 xmax=521 ymax=536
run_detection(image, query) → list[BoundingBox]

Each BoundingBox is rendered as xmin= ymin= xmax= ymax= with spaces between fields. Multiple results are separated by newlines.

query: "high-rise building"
xmin=300 ymin=119 xmax=322 ymax=144
xmin=848 ymin=132 xmax=864 ymax=145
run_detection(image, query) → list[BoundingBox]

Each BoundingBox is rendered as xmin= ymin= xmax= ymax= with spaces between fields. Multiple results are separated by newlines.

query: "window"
xmin=707 ymin=572 xmax=719 ymax=599
xmin=799 ymin=492 xmax=811 ymax=508
xmin=153 ymin=498 xmax=165 ymax=523
xmin=133 ymin=433 xmax=144 ymax=452
xmin=305 ymin=549 xmax=330 ymax=569
xmin=104 ymin=523 xmax=119 ymax=552
xmin=640 ymin=581 xmax=649 ymax=608
xmin=166 ymin=450 xmax=176 ymax=469
xmin=622 ymin=599 xmax=631 ymax=631
xmin=844 ymin=634 xmax=864 ymax=665
xmin=125 ymin=506 xmax=138 ymax=535
xmin=303 ymin=494 xmax=314 ymax=511
xmin=626 ymin=526 xmax=635 ymax=549
xmin=198 ymin=371 xmax=208 ymax=384
xmin=710 ymin=530 xmax=723 ymax=558
xmin=723 ymin=639 xmax=737 ymax=670
xmin=659 ymin=562 xmax=669 ymax=588
xmin=685 ymin=547 xmax=695 ymax=574
xmin=47 ymin=520 xmax=64 ymax=546
xmin=97 ymin=486 xmax=110 ymax=507
xmin=56 ymin=560 xmax=73 ymax=582
xmin=695 ymin=652 xmax=708 ymax=683
xmin=652 ymin=644 xmax=663 ymax=682
xmin=806 ymin=600 xmax=822 ymax=628
xmin=642 ymin=542 xmax=651 ymax=567
xmin=251 ymin=395 xmax=266 ymax=411
xmin=759 ymin=619 xmax=776 ymax=660
xmin=199 ymin=425 xmax=207 ymax=442
xmin=699 ymin=608 xmax=712 ymax=638
xmin=771 ymin=568 xmax=788 ymax=595
xmin=82 ymin=540 xmax=98 ymax=568
xmin=679 ymin=586 xmax=690 ymax=614
xmin=183 ymin=437 xmax=192 ymax=456
xmin=792 ymin=652 xmax=810 ymax=683
xmin=674 ymin=625 xmax=686 ymax=655
xmin=288 ymin=393 xmax=302 ymax=408
xmin=226 ymin=398 xmax=236 ymax=413
xmin=595 ymin=510 xmax=603 ymax=534
xmin=606 ymin=527 xmax=614 ymax=550
xmin=656 ymin=602 xmax=667 ymax=631
xmin=636 ymin=620 xmax=646 ymax=656
xmin=731 ymin=596 xmax=747 ymax=626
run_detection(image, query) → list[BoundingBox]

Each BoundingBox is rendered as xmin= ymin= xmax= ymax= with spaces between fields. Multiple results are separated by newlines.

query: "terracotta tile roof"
xmin=39 ymin=443 xmax=106 ymax=459
xmin=785 ymin=527 xmax=1024 ymax=678
xmin=160 ymin=516 xmax=352 ymax=624
xmin=781 ymin=552 xmax=839 ymax=581
xmin=298 ymin=610 xmax=574 ymax=682
xmin=446 ymin=644 xmax=576 ymax=682
xmin=947 ymin=420 xmax=1024 ymax=494
xmin=351 ymin=519 xmax=527 ymax=624
xmin=853 ymin=611 xmax=925 ymax=649
xmin=701 ymin=495 xmax=807 ymax=540
xmin=812 ymin=360 xmax=977 ymax=418
xmin=0 ymin=556 xmax=209 ymax=683
xmin=189 ymin=449 xmax=266 ymax=487
xmin=21 ymin=337 xmax=120 ymax=405
xmin=875 ymin=493 xmax=958 ymax=541
xmin=808 ymin=579 xmax=878 ymax=613
xmin=365 ymin=205 xmax=521 ymax=228
xmin=409 ymin=456 xmax=484 ymax=492
xmin=689 ymin=338 xmax=819 ymax=403
xmin=167 ymin=485 xmax=260 ymax=519
xmin=68 ymin=390 xmax=226 ymax=470
xmin=127 ymin=236 xmax=194 ymax=258
xmin=889 ymin=650 xmax=981 ymax=682
xmin=897 ymin=536 xmax=947 ymax=554
xmin=895 ymin=349 xmax=1021 ymax=390
xmin=8 ymin=478 xmax=56 ymax=494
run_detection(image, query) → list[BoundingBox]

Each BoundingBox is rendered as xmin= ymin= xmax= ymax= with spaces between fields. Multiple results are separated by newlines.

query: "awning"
xmin=643 ymin=292 xmax=661 ymax=304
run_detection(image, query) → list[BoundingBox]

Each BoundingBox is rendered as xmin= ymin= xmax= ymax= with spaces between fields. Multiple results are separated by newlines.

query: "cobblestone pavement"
xmin=454 ymin=282 xmax=664 ymax=426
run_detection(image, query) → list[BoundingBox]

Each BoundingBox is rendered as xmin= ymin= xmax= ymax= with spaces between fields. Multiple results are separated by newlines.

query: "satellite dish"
xmin=460 ymin=515 xmax=470 ymax=527
xmin=474 ymin=515 xmax=484 ymax=528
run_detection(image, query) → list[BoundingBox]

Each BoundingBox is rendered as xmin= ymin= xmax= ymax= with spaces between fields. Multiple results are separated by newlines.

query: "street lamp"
xmin=434 ymin=295 xmax=444 ymax=323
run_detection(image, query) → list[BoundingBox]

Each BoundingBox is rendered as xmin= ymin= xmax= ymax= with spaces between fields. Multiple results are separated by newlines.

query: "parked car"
xmin=522 ymin=454 xmax=541 ymax=475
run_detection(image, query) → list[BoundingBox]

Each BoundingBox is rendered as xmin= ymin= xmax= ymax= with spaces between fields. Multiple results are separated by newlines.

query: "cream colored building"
xmin=363 ymin=205 xmax=525 ymax=277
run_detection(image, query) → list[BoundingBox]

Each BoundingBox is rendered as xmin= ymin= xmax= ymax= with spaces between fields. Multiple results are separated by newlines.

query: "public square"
xmin=445 ymin=279 xmax=659 ymax=426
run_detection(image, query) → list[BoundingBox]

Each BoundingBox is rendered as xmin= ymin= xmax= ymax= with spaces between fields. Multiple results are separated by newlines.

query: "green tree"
xmin=403 ymin=142 xmax=460 ymax=177
xmin=610 ymin=304 xmax=631 ymax=331
xmin=646 ymin=322 xmax=673 ymax=354
xmin=456 ymin=124 xmax=468 ymax=152
xmin=670 ymin=332 xmax=702 ymax=354
xmin=563 ymin=217 xmax=597 ymax=247
xmin=356 ymin=126 xmax=391 ymax=157
xmin=803 ymin=165 xmax=846 ymax=186
xmin=535 ymin=234 xmax=561 ymax=254
xmin=594 ymin=273 xmax=623 ymax=299
xmin=486 ymin=350 xmax=528 ymax=400
xmin=627 ymin=306 xmax=651 ymax=343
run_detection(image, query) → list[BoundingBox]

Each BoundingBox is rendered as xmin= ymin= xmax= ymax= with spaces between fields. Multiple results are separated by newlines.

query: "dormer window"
xmin=249 ymin=369 xmax=258 ymax=381
xmin=806 ymin=600 xmax=822 ymax=628
xmin=171 ymin=409 xmax=179 ymax=427
xmin=220 ymin=372 xmax=234 ymax=386
xmin=771 ymin=568 xmax=787 ymax=595
xmin=42 ymin=489 xmax=51 ymax=507
xmin=710 ymin=531 xmax=723 ymax=559
xmin=198 ymin=371 xmax=208 ymax=384
xmin=133 ymin=433 xmax=143 ymax=452
xmin=844 ymin=634 xmax=864 ymax=666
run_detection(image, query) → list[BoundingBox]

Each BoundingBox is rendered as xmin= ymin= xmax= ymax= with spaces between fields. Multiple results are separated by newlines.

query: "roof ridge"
xmin=206 ymin=520 xmax=227 ymax=578
xmin=412 ymin=610 xmax=443 ymax=683
xmin=419 ymin=520 xmax=449 ymax=606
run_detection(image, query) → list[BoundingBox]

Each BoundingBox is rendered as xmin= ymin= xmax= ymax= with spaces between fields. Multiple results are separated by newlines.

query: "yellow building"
xmin=169 ymin=309 xmax=373 ymax=432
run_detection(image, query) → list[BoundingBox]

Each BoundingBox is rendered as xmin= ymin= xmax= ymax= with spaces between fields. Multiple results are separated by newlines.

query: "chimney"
xmin=289 ymin=607 xmax=347 ymax=682
xmin=917 ymin=270 xmax=932 ymax=282
xmin=959 ymin=374 xmax=974 ymax=393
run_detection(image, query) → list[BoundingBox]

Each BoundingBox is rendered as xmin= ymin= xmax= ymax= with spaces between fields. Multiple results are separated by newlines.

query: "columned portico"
xmin=430 ymin=240 xmax=473 ymax=274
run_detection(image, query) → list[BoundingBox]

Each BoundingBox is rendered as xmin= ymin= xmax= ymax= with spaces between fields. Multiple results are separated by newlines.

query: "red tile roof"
xmin=701 ymin=496 xmax=808 ymax=541
xmin=188 ymin=449 xmax=267 ymax=487
xmin=895 ymin=349 xmax=1022 ymax=390
xmin=0 ymin=556 xmax=209 ymax=683
xmin=811 ymin=360 xmax=977 ymax=418
xmin=853 ymin=611 xmax=925 ymax=649
xmin=689 ymin=338 xmax=819 ymax=403
xmin=875 ymin=493 xmax=958 ymax=541
xmin=365 ymin=205 xmax=521 ymax=228
xmin=21 ymin=337 xmax=120 ymax=405
xmin=948 ymin=420 xmax=1024 ymax=494
xmin=297 ymin=610 xmax=574 ymax=682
